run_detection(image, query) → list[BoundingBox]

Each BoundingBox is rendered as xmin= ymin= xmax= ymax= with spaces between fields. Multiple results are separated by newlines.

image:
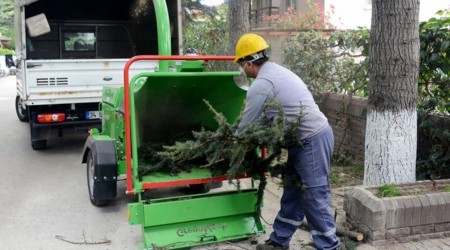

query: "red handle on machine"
xmin=123 ymin=55 xmax=235 ymax=194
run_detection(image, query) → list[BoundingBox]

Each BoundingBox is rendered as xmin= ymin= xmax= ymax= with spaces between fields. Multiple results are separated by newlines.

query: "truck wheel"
xmin=86 ymin=150 xmax=109 ymax=207
xmin=31 ymin=139 xmax=47 ymax=150
xmin=15 ymin=96 xmax=29 ymax=122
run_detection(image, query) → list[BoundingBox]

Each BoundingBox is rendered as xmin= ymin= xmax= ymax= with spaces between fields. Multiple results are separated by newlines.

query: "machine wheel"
xmin=189 ymin=183 xmax=211 ymax=194
xmin=86 ymin=150 xmax=109 ymax=207
xmin=31 ymin=139 xmax=47 ymax=150
xmin=15 ymin=96 xmax=29 ymax=122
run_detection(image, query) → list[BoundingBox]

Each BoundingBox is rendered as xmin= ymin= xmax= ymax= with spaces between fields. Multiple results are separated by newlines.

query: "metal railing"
xmin=250 ymin=6 xmax=279 ymax=29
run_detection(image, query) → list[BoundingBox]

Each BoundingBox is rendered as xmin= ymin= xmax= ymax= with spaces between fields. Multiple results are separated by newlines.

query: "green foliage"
xmin=184 ymin=3 xmax=228 ymax=55
xmin=283 ymin=10 xmax=449 ymax=179
xmin=443 ymin=186 xmax=450 ymax=192
xmin=0 ymin=48 xmax=14 ymax=55
xmin=378 ymin=184 xmax=403 ymax=198
xmin=419 ymin=9 xmax=450 ymax=114
xmin=283 ymin=28 xmax=370 ymax=101
xmin=263 ymin=0 xmax=335 ymax=30
xmin=339 ymin=236 xmax=357 ymax=250
xmin=0 ymin=0 xmax=14 ymax=50
xmin=351 ymin=161 xmax=364 ymax=176
xmin=183 ymin=3 xmax=230 ymax=70
xmin=139 ymin=99 xmax=303 ymax=182
xmin=416 ymin=9 xmax=450 ymax=180
xmin=414 ymin=188 xmax=426 ymax=195
xmin=0 ymin=0 xmax=14 ymax=29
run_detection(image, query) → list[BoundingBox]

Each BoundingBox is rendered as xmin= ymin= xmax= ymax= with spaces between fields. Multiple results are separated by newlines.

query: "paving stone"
xmin=356 ymin=189 xmax=372 ymax=223
xmin=435 ymin=193 xmax=447 ymax=223
xmin=384 ymin=198 xmax=397 ymax=229
xmin=433 ymin=179 xmax=450 ymax=189
xmin=435 ymin=222 xmax=450 ymax=233
xmin=443 ymin=193 xmax=450 ymax=222
xmin=411 ymin=196 xmax=422 ymax=226
xmin=419 ymin=195 xmax=430 ymax=225
xmin=371 ymin=229 xmax=386 ymax=241
xmin=411 ymin=224 xmax=434 ymax=235
xmin=396 ymin=234 xmax=421 ymax=244
xmin=386 ymin=227 xmax=410 ymax=240
xmin=362 ymin=194 xmax=386 ymax=230
xmin=393 ymin=197 xmax=406 ymax=228
xmin=403 ymin=197 xmax=414 ymax=227
xmin=367 ymin=239 xmax=387 ymax=247
xmin=343 ymin=187 xmax=355 ymax=214
xmin=351 ymin=187 xmax=366 ymax=221
xmin=426 ymin=194 xmax=439 ymax=224
xmin=421 ymin=232 xmax=445 ymax=240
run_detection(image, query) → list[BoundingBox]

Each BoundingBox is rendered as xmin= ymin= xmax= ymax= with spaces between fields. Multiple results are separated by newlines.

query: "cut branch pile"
xmin=138 ymin=99 xmax=304 ymax=181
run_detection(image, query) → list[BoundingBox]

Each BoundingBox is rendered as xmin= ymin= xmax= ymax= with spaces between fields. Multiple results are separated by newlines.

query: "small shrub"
xmin=339 ymin=236 xmax=357 ymax=250
xmin=329 ymin=172 xmax=341 ymax=188
xmin=378 ymin=184 xmax=403 ymax=198
xmin=351 ymin=162 xmax=364 ymax=176
xmin=414 ymin=188 xmax=426 ymax=195
xmin=443 ymin=186 xmax=450 ymax=192
xmin=0 ymin=48 xmax=14 ymax=55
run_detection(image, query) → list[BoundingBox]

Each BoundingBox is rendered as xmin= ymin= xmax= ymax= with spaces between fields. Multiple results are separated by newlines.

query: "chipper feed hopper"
xmin=81 ymin=54 xmax=266 ymax=249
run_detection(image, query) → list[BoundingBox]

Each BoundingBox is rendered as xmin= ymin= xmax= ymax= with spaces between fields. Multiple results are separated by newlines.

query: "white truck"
xmin=14 ymin=0 xmax=183 ymax=150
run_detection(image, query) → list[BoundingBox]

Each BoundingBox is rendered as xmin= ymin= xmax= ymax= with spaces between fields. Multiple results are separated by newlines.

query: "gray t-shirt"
xmin=238 ymin=62 xmax=328 ymax=140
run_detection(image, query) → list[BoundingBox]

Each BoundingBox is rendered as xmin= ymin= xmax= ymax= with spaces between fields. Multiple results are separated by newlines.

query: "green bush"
xmin=183 ymin=4 xmax=229 ymax=71
xmin=417 ymin=9 xmax=450 ymax=179
xmin=283 ymin=10 xmax=449 ymax=179
xmin=378 ymin=184 xmax=403 ymax=198
xmin=0 ymin=48 xmax=14 ymax=55
xmin=283 ymin=28 xmax=369 ymax=101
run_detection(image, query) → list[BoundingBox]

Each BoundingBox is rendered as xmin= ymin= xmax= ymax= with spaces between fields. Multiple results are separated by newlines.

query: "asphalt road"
xmin=0 ymin=75 xmax=290 ymax=250
xmin=0 ymin=75 xmax=143 ymax=249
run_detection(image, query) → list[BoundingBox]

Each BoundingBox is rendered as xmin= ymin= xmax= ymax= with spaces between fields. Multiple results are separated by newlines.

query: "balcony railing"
xmin=250 ymin=6 xmax=279 ymax=29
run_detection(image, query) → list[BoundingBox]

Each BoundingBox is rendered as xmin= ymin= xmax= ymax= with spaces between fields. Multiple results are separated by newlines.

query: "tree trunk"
xmin=226 ymin=0 xmax=250 ymax=69
xmin=364 ymin=0 xmax=420 ymax=185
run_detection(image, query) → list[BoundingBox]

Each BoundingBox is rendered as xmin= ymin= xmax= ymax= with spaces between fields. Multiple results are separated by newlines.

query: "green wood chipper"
xmin=81 ymin=2 xmax=265 ymax=249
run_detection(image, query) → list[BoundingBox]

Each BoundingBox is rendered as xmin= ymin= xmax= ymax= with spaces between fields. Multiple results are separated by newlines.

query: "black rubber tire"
xmin=86 ymin=150 xmax=109 ymax=207
xmin=15 ymin=96 xmax=29 ymax=122
xmin=31 ymin=139 xmax=47 ymax=150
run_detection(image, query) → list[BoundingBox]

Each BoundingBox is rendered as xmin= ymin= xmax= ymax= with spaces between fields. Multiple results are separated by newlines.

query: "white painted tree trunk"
xmin=364 ymin=0 xmax=420 ymax=186
xmin=364 ymin=109 xmax=417 ymax=185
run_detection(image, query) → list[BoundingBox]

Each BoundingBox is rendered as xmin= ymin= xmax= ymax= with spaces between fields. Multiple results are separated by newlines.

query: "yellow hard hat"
xmin=234 ymin=33 xmax=269 ymax=62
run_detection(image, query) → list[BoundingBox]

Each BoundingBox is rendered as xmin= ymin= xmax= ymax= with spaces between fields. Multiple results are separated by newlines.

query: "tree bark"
xmin=226 ymin=0 xmax=250 ymax=69
xmin=364 ymin=0 xmax=420 ymax=185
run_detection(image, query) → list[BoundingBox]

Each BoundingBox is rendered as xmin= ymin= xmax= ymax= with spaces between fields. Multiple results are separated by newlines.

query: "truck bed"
xmin=20 ymin=59 xmax=158 ymax=106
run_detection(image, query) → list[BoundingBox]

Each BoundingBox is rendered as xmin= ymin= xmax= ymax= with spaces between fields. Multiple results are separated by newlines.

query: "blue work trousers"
xmin=269 ymin=125 xmax=340 ymax=250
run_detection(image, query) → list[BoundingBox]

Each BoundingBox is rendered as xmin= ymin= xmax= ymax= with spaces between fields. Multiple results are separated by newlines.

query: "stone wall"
xmin=344 ymin=180 xmax=450 ymax=246
xmin=319 ymin=93 xmax=449 ymax=162
xmin=319 ymin=93 xmax=368 ymax=159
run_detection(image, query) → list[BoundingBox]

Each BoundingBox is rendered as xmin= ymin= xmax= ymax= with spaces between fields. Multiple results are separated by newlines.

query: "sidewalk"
xmin=191 ymin=178 xmax=450 ymax=249
xmin=264 ymin=178 xmax=450 ymax=250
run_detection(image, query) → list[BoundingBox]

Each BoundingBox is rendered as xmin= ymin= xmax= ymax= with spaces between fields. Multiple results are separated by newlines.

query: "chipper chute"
xmin=120 ymin=55 xmax=265 ymax=249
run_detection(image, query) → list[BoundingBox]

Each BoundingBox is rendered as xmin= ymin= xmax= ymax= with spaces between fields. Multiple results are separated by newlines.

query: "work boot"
xmin=256 ymin=239 xmax=289 ymax=250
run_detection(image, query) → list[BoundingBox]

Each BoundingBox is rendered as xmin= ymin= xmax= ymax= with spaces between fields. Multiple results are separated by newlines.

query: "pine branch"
xmin=138 ymin=99 xmax=305 ymax=181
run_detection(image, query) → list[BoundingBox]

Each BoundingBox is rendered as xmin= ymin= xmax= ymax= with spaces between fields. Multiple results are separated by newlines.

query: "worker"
xmin=234 ymin=33 xmax=340 ymax=250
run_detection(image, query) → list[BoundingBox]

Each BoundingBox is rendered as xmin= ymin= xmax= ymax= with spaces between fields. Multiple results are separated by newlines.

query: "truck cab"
xmin=14 ymin=0 xmax=182 ymax=150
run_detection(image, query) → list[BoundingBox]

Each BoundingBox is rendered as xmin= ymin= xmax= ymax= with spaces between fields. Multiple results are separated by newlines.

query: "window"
xmin=62 ymin=32 xmax=96 ymax=52
xmin=285 ymin=0 xmax=296 ymax=9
